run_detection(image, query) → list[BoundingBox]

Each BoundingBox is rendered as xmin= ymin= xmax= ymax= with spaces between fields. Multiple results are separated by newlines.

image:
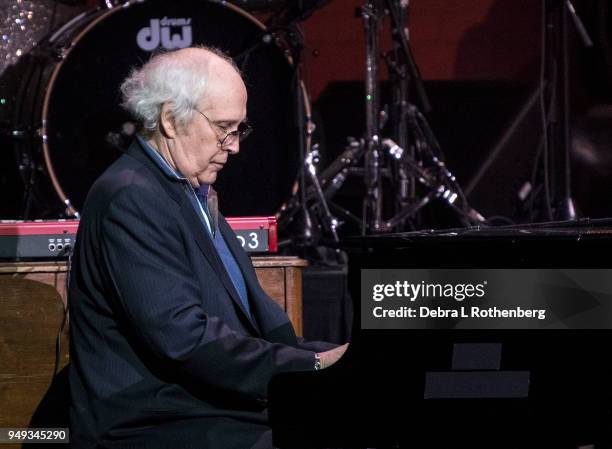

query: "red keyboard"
xmin=0 ymin=217 xmax=277 ymax=259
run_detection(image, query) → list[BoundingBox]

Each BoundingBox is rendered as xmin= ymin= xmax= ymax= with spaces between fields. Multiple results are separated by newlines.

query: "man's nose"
xmin=226 ymin=140 xmax=240 ymax=155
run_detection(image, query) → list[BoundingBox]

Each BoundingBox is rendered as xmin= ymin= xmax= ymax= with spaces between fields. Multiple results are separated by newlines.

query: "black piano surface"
xmin=269 ymin=219 xmax=612 ymax=449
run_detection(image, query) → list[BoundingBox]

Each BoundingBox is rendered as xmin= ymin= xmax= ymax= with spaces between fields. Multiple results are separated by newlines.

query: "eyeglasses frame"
xmin=194 ymin=108 xmax=253 ymax=148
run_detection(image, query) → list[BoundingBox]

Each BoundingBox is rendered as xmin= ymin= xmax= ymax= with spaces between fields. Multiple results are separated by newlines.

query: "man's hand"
xmin=318 ymin=343 xmax=349 ymax=369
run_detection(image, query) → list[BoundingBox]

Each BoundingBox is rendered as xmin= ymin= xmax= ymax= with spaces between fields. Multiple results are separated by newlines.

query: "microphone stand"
xmin=378 ymin=0 xmax=484 ymax=231
xmin=361 ymin=0 xmax=384 ymax=234
xmin=543 ymin=0 xmax=592 ymax=220
xmin=383 ymin=0 xmax=431 ymax=114
xmin=291 ymin=24 xmax=316 ymax=246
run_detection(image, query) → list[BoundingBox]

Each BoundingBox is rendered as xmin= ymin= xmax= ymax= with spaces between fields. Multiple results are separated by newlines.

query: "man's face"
xmin=169 ymin=76 xmax=247 ymax=187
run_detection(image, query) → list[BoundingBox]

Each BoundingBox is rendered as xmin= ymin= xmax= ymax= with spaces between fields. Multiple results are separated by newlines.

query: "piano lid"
xmin=343 ymin=218 xmax=612 ymax=243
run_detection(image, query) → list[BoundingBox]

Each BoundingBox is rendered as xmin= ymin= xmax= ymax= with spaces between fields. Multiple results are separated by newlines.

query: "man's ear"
xmin=159 ymin=102 xmax=177 ymax=138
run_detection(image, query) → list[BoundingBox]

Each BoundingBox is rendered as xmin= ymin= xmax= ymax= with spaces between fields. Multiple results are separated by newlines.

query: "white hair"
xmin=120 ymin=46 xmax=239 ymax=136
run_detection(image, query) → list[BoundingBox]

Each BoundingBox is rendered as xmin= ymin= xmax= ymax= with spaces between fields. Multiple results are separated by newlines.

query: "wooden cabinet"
xmin=252 ymin=256 xmax=307 ymax=336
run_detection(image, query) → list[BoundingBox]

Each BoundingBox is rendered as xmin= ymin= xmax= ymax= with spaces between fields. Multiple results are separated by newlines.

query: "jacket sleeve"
xmin=295 ymin=337 xmax=339 ymax=352
xmin=99 ymin=183 xmax=316 ymax=400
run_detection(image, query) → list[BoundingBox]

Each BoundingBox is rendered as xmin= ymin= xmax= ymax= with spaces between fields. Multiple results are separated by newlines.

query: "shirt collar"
xmin=196 ymin=184 xmax=209 ymax=198
xmin=137 ymin=134 xmax=187 ymax=181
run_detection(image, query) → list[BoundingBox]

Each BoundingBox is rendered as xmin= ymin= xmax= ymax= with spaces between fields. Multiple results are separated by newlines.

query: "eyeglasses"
xmin=195 ymin=109 xmax=253 ymax=148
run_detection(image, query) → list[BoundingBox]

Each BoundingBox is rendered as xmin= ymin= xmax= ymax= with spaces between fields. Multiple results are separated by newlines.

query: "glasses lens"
xmin=219 ymin=122 xmax=252 ymax=147
xmin=237 ymin=122 xmax=253 ymax=141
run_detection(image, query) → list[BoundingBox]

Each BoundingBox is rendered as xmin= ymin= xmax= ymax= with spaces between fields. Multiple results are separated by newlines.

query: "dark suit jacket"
xmin=69 ymin=140 xmax=334 ymax=449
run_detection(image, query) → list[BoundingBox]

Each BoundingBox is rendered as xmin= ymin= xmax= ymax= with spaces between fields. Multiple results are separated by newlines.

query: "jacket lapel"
xmin=126 ymin=140 xmax=261 ymax=336
xmin=179 ymin=193 xmax=261 ymax=337
xmin=217 ymin=217 xmax=294 ymax=335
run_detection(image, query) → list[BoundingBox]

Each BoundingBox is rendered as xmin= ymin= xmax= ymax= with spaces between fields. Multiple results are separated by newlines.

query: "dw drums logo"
xmin=136 ymin=17 xmax=192 ymax=51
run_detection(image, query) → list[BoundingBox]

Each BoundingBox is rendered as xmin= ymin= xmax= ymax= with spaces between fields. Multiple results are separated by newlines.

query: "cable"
xmin=54 ymin=251 xmax=72 ymax=376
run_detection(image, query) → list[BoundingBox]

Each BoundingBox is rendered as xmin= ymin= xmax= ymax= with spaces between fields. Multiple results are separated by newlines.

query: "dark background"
xmin=2 ymin=0 xmax=612 ymax=221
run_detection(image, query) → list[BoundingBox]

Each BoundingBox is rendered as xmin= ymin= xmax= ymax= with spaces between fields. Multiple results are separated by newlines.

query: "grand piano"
xmin=269 ymin=219 xmax=612 ymax=449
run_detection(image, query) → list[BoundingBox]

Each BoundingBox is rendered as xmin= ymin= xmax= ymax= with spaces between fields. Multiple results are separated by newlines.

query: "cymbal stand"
xmin=310 ymin=0 xmax=484 ymax=234
xmin=280 ymin=136 xmax=366 ymax=236
xmin=275 ymin=0 xmax=385 ymax=235
xmin=304 ymin=146 xmax=340 ymax=242
xmin=374 ymin=0 xmax=485 ymax=232
xmin=386 ymin=0 xmax=413 ymax=230
xmin=361 ymin=0 xmax=384 ymax=234
xmin=275 ymin=22 xmax=341 ymax=249
xmin=280 ymin=0 xmax=485 ymax=239
xmin=381 ymin=105 xmax=486 ymax=229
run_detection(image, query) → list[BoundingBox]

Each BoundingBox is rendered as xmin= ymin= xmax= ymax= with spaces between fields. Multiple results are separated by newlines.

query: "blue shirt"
xmin=137 ymin=135 xmax=251 ymax=317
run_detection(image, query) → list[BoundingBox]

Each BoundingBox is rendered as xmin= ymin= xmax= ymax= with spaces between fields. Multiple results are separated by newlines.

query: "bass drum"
xmin=14 ymin=0 xmax=302 ymax=217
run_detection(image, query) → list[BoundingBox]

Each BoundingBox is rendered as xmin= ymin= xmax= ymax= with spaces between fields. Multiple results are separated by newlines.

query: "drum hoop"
xmin=40 ymin=0 xmax=310 ymax=217
xmin=42 ymin=5 xmax=122 ymax=216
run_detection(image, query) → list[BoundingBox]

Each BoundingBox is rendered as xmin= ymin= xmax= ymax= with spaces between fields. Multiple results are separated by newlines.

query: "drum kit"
xmin=0 ymin=0 xmax=484 ymax=248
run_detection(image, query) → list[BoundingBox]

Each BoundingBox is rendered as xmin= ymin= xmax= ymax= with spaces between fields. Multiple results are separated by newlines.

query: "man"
xmin=69 ymin=47 xmax=347 ymax=449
